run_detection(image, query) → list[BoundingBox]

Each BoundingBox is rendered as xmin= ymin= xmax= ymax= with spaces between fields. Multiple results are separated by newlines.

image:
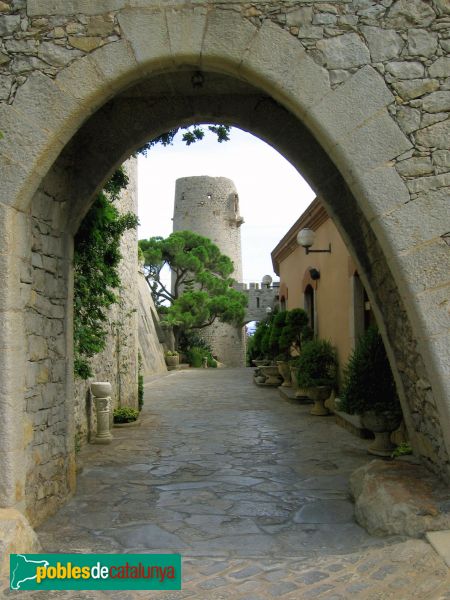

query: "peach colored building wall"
xmin=273 ymin=199 xmax=370 ymax=387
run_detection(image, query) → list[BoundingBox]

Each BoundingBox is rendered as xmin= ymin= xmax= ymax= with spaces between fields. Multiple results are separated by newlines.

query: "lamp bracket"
xmin=305 ymin=243 xmax=331 ymax=255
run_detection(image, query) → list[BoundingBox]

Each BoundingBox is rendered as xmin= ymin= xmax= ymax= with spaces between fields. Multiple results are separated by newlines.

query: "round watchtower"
xmin=173 ymin=176 xmax=245 ymax=367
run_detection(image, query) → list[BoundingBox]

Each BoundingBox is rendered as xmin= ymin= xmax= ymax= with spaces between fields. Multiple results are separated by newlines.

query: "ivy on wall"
xmin=73 ymin=167 xmax=138 ymax=379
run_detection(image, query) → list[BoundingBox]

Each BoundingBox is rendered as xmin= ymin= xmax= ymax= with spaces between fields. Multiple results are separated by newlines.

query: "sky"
xmin=137 ymin=126 xmax=315 ymax=284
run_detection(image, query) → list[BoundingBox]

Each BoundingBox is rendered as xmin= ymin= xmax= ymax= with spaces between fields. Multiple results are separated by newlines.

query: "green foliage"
xmin=392 ymin=442 xmax=412 ymax=457
xmin=248 ymin=309 xmax=311 ymax=363
xmin=73 ymin=170 xmax=138 ymax=378
xmin=296 ymin=339 xmax=338 ymax=389
xmin=74 ymin=433 xmax=82 ymax=454
xmin=138 ymin=351 xmax=144 ymax=411
xmin=340 ymin=326 xmax=401 ymax=418
xmin=138 ymin=374 xmax=144 ymax=412
xmin=178 ymin=331 xmax=212 ymax=354
xmin=113 ymin=406 xmax=139 ymax=423
xmin=269 ymin=311 xmax=288 ymax=359
xmin=187 ymin=346 xmax=217 ymax=368
xmin=139 ymin=231 xmax=247 ymax=340
xmin=165 ymin=350 xmax=179 ymax=357
xmin=279 ymin=308 xmax=311 ymax=354
xmin=248 ymin=319 xmax=270 ymax=361
xmin=137 ymin=124 xmax=231 ymax=156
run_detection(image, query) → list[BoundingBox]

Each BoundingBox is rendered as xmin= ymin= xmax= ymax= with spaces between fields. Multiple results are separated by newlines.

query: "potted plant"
xmin=289 ymin=356 xmax=309 ymax=401
xmin=247 ymin=318 xmax=271 ymax=366
xmin=165 ymin=350 xmax=179 ymax=367
xmin=296 ymin=339 xmax=338 ymax=415
xmin=340 ymin=326 xmax=402 ymax=456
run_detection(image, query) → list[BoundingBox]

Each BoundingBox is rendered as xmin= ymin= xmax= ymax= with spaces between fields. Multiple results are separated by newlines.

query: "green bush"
xmin=340 ymin=326 xmax=401 ymax=418
xmin=268 ymin=311 xmax=288 ymax=359
xmin=113 ymin=407 xmax=139 ymax=423
xmin=249 ymin=318 xmax=271 ymax=361
xmin=279 ymin=308 xmax=311 ymax=354
xmin=297 ymin=339 xmax=338 ymax=389
xmin=138 ymin=374 xmax=144 ymax=411
xmin=178 ymin=331 xmax=213 ymax=354
xmin=187 ymin=346 xmax=217 ymax=368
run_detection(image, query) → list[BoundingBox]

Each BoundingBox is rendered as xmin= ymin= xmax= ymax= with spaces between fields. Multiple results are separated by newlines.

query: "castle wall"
xmin=138 ymin=268 xmax=167 ymax=378
xmin=73 ymin=157 xmax=139 ymax=447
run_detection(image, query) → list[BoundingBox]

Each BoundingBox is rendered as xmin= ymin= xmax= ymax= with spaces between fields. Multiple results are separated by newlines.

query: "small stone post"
xmin=91 ymin=382 xmax=113 ymax=445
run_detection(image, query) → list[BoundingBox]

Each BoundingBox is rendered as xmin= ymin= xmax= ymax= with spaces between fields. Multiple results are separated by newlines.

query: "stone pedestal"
xmin=91 ymin=382 xmax=113 ymax=445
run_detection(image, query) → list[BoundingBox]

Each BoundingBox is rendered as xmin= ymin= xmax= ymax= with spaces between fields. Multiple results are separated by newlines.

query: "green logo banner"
xmin=10 ymin=554 xmax=182 ymax=590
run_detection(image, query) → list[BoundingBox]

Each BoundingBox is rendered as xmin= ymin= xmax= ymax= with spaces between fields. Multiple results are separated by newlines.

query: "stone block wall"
xmin=138 ymin=268 xmax=167 ymax=378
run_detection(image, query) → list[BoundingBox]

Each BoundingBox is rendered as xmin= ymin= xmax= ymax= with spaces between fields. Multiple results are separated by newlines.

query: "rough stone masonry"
xmin=0 ymin=0 xmax=448 ymax=534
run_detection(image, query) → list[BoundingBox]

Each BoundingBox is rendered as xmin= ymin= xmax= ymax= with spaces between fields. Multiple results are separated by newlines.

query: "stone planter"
xmin=309 ymin=386 xmax=331 ymax=416
xmin=361 ymin=411 xmax=402 ymax=457
xmin=276 ymin=361 xmax=291 ymax=387
xmin=90 ymin=381 xmax=111 ymax=398
xmin=165 ymin=355 xmax=179 ymax=367
xmin=253 ymin=359 xmax=269 ymax=367
xmin=290 ymin=366 xmax=299 ymax=393
xmin=290 ymin=367 xmax=310 ymax=401
xmin=259 ymin=365 xmax=282 ymax=386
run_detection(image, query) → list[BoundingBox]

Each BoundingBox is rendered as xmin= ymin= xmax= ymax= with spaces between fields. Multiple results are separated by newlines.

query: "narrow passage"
xmin=20 ymin=369 xmax=450 ymax=598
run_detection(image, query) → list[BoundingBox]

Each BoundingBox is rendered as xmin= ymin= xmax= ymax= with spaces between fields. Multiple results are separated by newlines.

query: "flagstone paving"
xmin=2 ymin=368 xmax=450 ymax=598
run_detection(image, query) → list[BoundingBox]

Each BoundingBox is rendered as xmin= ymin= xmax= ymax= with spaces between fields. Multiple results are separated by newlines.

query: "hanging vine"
xmin=73 ymin=167 xmax=138 ymax=379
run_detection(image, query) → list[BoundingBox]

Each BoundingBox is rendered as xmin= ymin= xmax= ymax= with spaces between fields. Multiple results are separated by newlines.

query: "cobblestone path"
xmin=2 ymin=368 xmax=450 ymax=599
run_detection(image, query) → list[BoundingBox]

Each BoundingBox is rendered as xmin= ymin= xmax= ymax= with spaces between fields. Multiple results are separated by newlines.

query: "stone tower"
xmin=173 ymin=176 xmax=245 ymax=367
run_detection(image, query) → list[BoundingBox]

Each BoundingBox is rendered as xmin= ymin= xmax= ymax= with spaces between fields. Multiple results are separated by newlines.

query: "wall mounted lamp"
xmin=296 ymin=228 xmax=331 ymax=255
xmin=309 ymin=267 xmax=320 ymax=280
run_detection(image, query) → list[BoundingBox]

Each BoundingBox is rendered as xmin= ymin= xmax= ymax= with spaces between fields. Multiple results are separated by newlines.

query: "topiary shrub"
xmin=268 ymin=311 xmax=288 ymax=359
xmin=279 ymin=308 xmax=311 ymax=355
xmin=340 ymin=326 xmax=401 ymax=418
xmin=250 ymin=318 xmax=271 ymax=361
xmin=113 ymin=407 xmax=139 ymax=423
xmin=297 ymin=339 xmax=338 ymax=389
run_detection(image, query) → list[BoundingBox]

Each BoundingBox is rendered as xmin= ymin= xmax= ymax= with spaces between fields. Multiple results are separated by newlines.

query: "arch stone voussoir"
xmin=118 ymin=8 xmax=174 ymax=74
xmin=350 ymin=165 xmax=411 ymax=223
xmin=239 ymin=19 xmax=331 ymax=117
xmin=201 ymin=9 xmax=257 ymax=75
xmin=333 ymin=110 xmax=412 ymax=179
xmin=305 ymin=66 xmax=394 ymax=155
xmin=166 ymin=6 xmax=207 ymax=67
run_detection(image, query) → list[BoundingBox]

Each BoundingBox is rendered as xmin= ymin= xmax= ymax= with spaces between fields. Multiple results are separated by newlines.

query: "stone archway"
xmin=0 ymin=2 xmax=448 ymax=525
